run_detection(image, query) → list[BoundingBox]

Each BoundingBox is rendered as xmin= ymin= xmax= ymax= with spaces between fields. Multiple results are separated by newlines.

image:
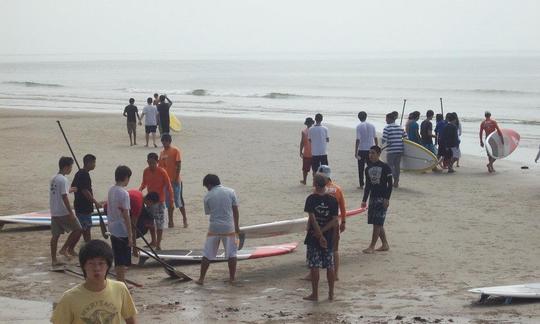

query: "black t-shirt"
xmin=420 ymin=119 xmax=433 ymax=145
xmin=363 ymin=160 xmax=393 ymax=201
xmin=303 ymin=193 xmax=338 ymax=249
xmin=157 ymin=103 xmax=170 ymax=124
xmin=441 ymin=123 xmax=458 ymax=148
xmin=71 ymin=169 xmax=93 ymax=214
xmin=124 ymin=104 xmax=138 ymax=122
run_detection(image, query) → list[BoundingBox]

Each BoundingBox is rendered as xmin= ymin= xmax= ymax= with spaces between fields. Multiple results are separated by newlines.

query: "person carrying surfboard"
xmin=480 ymin=111 xmax=504 ymax=173
xmin=299 ymin=117 xmax=314 ymax=185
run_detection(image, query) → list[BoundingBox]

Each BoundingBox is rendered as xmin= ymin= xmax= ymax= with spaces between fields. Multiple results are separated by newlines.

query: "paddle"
xmin=56 ymin=121 xmax=109 ymax=240
xmin=399 ymin=99 xmax=407 ymax=127
xmin=51 ymin=266 xmax=143 ymax=288
xmin=440 ymin=98 xmax=444 ymax=116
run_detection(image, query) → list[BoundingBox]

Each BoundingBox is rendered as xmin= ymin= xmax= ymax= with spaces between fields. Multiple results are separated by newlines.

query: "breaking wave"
xmin=4 ymin=81 xmax=64 ymax=88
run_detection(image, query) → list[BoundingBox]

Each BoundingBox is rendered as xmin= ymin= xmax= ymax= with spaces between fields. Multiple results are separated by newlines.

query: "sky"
xmin=1 ymin=0 xmax=540 ymax=61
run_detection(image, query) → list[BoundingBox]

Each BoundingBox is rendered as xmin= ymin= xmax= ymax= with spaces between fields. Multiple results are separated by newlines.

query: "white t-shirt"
xmin=356 ymin=121 xmax=377 ymax=151
xmin=107 ymin=185 xmax=131 ymax=237
xmin=49 ymin=174 xmax=69 ymax=217
xmin=142 ymin=105 xmax=158 ymax=126
xmin=308 ymin=124 xmax=329 ymax=156
xmin=204 ymin=185 xmax=238 ymax=234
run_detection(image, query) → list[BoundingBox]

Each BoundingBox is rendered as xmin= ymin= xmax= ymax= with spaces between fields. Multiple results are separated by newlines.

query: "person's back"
xmin=480 ymin=118 xmax=499 ymax=136
xmin=308 ymin=124 xmax=328 ymax=156
xmin=407 ymin=120 xmax=420 ymax=143
xmin=356 ymin=121 xmax=376 ymax=151
xmin=382 ymin=123 xmax=405 ymax=154
xmin=142 ymin=104 xmax=158 ymax=126
xmin=204 ymin=185 xmax=237 ymax=234
xmin=420 ymin=119 xmax=432 ymax=145
xmin=107 ymin=185 xmax=130 ymax=237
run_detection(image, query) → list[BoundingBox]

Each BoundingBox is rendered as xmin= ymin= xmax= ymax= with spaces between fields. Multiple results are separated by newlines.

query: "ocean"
xmin=0 ymin=57 xmax=539 ymax=163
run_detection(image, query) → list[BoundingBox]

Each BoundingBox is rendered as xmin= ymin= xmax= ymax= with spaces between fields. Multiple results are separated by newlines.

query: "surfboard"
xmin=138 ymin=242 xmax=298 ymax=264
xmin=239 ymin=206 xmax=366 ymax=240
xmin=469 ymin=283 xmax=540 ymax=304
xmin=0 ymin=210 xmax=107 ymax=228
xmin=381 ymin=139 xmax=438 ymax=171
xmin=485 ymin=128 xmax=520 ymax=159
xmin=170 ymin=114 xmax=182 ymax=132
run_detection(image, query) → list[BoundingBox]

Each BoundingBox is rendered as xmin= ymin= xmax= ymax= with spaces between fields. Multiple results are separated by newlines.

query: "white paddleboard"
xmin=0 ymin=210 xmax=106 ymax=227
xmin=469 ymin=283 xmax=540 ymax=298
xmin=485 ymin=128 xmax=520 ymax=159
xmin=381 ymin=139 xmax=438 ymax=171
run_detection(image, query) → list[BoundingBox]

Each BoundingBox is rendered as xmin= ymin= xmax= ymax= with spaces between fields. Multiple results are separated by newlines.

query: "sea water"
xmin=0 ymin=57 xmax=538 ymax=163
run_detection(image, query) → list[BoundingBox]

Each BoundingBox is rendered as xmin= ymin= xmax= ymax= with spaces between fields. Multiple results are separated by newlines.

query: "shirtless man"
xmin=479 ymin=111 xmax=504 ymax=173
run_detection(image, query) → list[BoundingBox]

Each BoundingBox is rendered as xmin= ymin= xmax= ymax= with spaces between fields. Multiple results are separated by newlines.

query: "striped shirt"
xmin=382 ymin=123 xmax=406 ymax=154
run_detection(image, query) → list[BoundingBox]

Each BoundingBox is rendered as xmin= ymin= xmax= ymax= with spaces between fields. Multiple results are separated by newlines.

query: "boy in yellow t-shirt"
xmin=51 ymin=240 xmax=137 ymax=324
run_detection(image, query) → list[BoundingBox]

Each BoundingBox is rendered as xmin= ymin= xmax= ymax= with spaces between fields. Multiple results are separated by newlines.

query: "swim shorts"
xmin=51 ymin=215 xmax=82 ymax=236
xmin=202 ymin=234 xmax=238 ymax=260
xmin=306 ymin=245 xmax=334 ymax=269
xmin=127 ymin=122 xmax=137 ymax=134
xmin=145 ymin=125 xmax=157 ymax=134
xmin=367 ymin=197 xmax=388 ymax=226
xmin=165 ymin=182 xmax=184 ymax=209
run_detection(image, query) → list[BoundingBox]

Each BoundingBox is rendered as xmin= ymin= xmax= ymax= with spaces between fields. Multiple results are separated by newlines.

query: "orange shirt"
xmin=159 ymin=146 xmax=182 ymax=182
xmin=301 ymin=128 xmax=312 ymax=158
xmin=139 ymin=167 xmax=173 ymax=203
xmin=480 ymin=119 xmax=500 ymax=138
xmin=325 ymin=181 xmax=346 ymax=222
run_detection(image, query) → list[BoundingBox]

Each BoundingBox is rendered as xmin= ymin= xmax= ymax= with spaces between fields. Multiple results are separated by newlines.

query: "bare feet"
xmin=154 ymin=144 xmax=158 ymax=148
xmin=393 ymin=182 xmax=399 ymax=188
xmin=328 ymin=294 xmax=334 ymax=301
xmin=183 ymin=218 xmax=188 ymax=228
xmin=375 ymin=246 xmax=389 ymax=252
xmin=362 ymin=248 xmax=375 ymax=254
xmin=67 ymin=250 xmax=78 ymax=257
xmin=300 ymin=180 xmax=306 ymax=185
xmin=51 ymin=261 xmax=65 ymax=267
xmin=168 ymin=221 xmax=174 ymax=228
xmin=303 ymin=294 xmax=318 ymax=301
xmin=59 ymin=250 xmax=73 ymax=259
xmin=194 ymin=279 xmax=204 ymax=285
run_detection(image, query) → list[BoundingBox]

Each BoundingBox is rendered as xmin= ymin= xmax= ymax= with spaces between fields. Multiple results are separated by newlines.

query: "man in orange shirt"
xmin=139 ymin=152 xmax=173 ymax=250
xmin=299 ymin=117 xmax=314 ymax=185
xmin=479 ymin=111 xmax=504 ymax=173
xmin=159 ymin=134 xmax=188 ymax=228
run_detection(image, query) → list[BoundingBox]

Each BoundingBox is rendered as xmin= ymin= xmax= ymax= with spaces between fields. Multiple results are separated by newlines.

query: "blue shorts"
xmin=165 ymin=182 xmax=184 ymax=209
xmin=111 ymin=236 xmax=131 ymax=267
xmin=76 ymin=213 xmax=93 ymax=231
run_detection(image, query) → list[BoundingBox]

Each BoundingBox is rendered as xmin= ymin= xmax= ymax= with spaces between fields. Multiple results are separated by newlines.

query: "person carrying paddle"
xmin=159 ymin=134 xmax=187 ymax=228
xmin=157 ymin=94 xmax=173 ymax=134
xmin=479 ymin=111 xmax=504 ymax=173
xmin=51 ymin=239 xmax=137 ymax=324
xmin=299 ymin=117 xmax=314 ymax=185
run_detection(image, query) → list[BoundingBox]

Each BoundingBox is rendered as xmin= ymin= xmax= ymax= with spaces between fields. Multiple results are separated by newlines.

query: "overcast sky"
xmin=1 ymin=0 xmax=539 ymax=61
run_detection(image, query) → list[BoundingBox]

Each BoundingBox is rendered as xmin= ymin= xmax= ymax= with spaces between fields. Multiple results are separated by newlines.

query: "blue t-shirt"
xmin=408 ymin=121 xmax=420 ymax=144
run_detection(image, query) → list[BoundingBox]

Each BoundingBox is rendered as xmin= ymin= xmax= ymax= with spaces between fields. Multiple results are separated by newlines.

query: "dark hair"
xmin=203 ymin=174 xmax=221 ymax=187
xmin=147 ymin=97 xmax=153 ymax=104
xmin=161 ymin=134 xmax=172 ymax=143
xmin=147 ymin=152 xmax=158 ymax=161
xmin=159 ymin=95 xmax=166 ymax=102
xmin=435 ymin=113 xmax=443 ymax=122
xmin=370 ymin=145 xmax=382 ymax=154
xmin=129 ymin=98 xmax=135 ymax=104
xmin=145 ymin=191 xmax=160 ymax=203
xmin=304 ymin=117 xmax=314 ymax=126
xmin=452 ymin=112 xmax=460 ymax=127
xmin=315 ymin=113 xmax=323 ymax=122
xmin=79 ymin=239 xmax=113 ymax=278
xmin=59 ymin=156 xmax=74 ymax=170
xmin=154 ymin=93 xmax=159 ymax=98
xmin=83 ymin=154 xmax=96 ymax=166
xmin=391 ymin=111 xmax=399 ymax=119
xmin=426 ymin=110 xmax=434 ymax=118
xmin=413 ymin=111 xmax=420 ymax=120
xmin=445 ymin=112 xmax=455 ymax=122
xmin=114 ymin=165 xmax=132 ymax=182
xmin=485 ymin=111 xmax=491 ymax=118
xmin=358 ymin=111 xmax=367 ymax=121
xmin=313 ymin=174 xmax=326 ymax=188
xmin=386 ymin=112 xmax=396 ymax=120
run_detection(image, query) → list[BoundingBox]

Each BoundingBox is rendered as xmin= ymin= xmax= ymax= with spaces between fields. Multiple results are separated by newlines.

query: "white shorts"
xmin=202 ymin=235 xmax=238 ymax=260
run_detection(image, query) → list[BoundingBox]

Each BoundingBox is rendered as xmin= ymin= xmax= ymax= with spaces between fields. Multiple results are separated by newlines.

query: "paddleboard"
xmin=381 ymin=139 xmax=438 ymax=171
xmin=0 ymin=210 xmax=106 ymax=227
xmin=239 ymin=206 xmax=366 ymax=239
xmin=469 ymin=283 xmax=540 ymax=304
xmin=170 ymin=114 xmax=182 ymax=132
xmin=138 ymin=242 xmax=298 ymax=264
xmin=485 ymin=128 xmax=520 ymax=159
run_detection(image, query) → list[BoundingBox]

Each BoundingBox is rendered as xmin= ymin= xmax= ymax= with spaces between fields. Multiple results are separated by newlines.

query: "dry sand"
xmin=1 ymin=108 xmax=540 ymax=323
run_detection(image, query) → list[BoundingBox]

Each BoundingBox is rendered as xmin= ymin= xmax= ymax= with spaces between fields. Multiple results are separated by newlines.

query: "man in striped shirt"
xmin=382 ymin=112 xmax=407 ymax=188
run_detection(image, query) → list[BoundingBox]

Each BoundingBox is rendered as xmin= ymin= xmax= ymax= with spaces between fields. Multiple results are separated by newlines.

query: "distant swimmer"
xmin=362 ymin=146 xmax=392 ymax=254
xmin=382 ymin=112 xmax=406 ymax=188
xmin=308 ymin=113 xmax=329 ymax=173
xmin=123 ymin=98 xmax=141 ymax=146
xmin=157 ymin=94 xmax=173 ymax=135
xmin=140 ymin=97 xmax=159 ymax=148
xmin=479 ymin=111 xmax=503 ymax=173
xmin=299 ymin=117 xmax=314 ymax=185
xmin=355 ymin=111 xmax=378 ymax=189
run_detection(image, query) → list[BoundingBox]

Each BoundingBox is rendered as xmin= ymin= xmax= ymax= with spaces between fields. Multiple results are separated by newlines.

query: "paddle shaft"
xmin=399 ymin=99 xmax=407 ymax=126
xmin=56 ymin=120 xmax=109 ymax=239
xmin=440 ymin=97 xmax=444 ymax=116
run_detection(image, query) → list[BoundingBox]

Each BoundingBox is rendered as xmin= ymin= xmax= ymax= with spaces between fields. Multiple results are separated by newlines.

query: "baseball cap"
xmin=317 ymin=165 xmax=331 ymax=179
xmin=304 ymin=117 xmax=314 ymax=126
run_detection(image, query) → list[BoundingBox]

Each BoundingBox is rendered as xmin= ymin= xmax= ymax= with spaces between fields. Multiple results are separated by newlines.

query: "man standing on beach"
xmin=123 ymin=98 xmax=140 ymax=146
xmin=140 ymin=97 xmax=159 ymax=148
xmin=157 ymin=95 xmax=173 ymax=135
xmin=159 ymin=134 xmax=187 ymax=228
xmin=479 ymin=111 xmax=504 ymax=173
xmin=382 ymin=112 xmax=406 ymax=188
xmin=355 ymin=111 xmax=378 ymax=189
xmin=299 ymin=117 xmax=314 ymax=185
xmin=196 ymin=174 xmax=240 ymax=285
xmin=71 ymin=154 xmax=101 ymax=246
xmin=308 ymin=113 xmax=329 ymax=173
xmin=362 ymin=145 xmax=393 ymax=254
xmin=420 ymin=110 xmax=436 ymax=155
xmin=50 ymin=157 xmax=82 ymax=266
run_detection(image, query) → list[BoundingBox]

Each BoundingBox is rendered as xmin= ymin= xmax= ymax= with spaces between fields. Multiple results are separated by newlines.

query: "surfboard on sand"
xmin=0 ymin=210 xmax=106 ymax=229
xmin=381 ymin=139 xmax=438 ymax=171
xmin=138 ymin=242 xmax=298 ymax=265
xmin=485 ymin=128 xmax=520 ymax=159
xmin=469 ymin=283 xmax=540 ymax=304
xmin=170 ymin=114 xmax=182 ymax=132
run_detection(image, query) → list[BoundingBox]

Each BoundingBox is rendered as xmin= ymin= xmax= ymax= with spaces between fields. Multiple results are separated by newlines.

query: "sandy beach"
xmin=1 ymin=108 xmax=540 ymax=323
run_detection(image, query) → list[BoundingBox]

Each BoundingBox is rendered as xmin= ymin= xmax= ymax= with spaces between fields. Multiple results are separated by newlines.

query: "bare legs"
xmin=487 ymin=156 xmax=496 ymax=172
xmin=168 ymin=206 xmax=188 ymax=228
xmin=363 ymin=225 xmax=389 ymax=254
xmin=195 ymin=257 xmax=237 ymax=285
xmin=303 ymin=267 xmax=335 ymax=301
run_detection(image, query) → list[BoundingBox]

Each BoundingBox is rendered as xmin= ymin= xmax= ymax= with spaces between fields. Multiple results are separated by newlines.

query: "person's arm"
xmin=338 ymin=193 xmax=347 ymax=233
xmin=62 ymin=194 xmax=76 ymax=220
xmin=165 ymin=96 xmax=173 ymax=106
xmin=139 ymin=111 xmax=145 ymax=125
xmin=139 ymin=172 xmax=146 ymax=192
xmin=383 ymin=167 xmax=393 ymax=208
xmin=82 ymin=189 xmax=101 ymax=208
xmin=174 ymin=161 xmax=181 ymax=184
xmin=381 ymin=128 xmax=388 ymax=145
xmin=479 ymin=122 xmax=485 ymax=147
xmin=300 ymin=131 xmax=305 ymax=158
xmin=495 ymin=122 xmax=504 ymax=144
xmin=125 ymin=317 xmax=136 ymax=324
xmin=232 ymin=205 xmax=240 ymax=233
xmin=136 ymin=110 xmax=142 ymax=124
xmin=355 ymin=139 xmax=360 ymax=159
xmin=164 ymin=172 xmax=174 ymax=206
xmin=361 ymin=170 xmax=371 ymax=207
xmin=120 ymin=207 xmax=133 ymax=246
xmin=123 ymin=107 xmax=127 ymax=117
xmin=307 ymin=212 xmax=327 ymax=249
xmin=320 ymin=215 xmax=338 ymax=234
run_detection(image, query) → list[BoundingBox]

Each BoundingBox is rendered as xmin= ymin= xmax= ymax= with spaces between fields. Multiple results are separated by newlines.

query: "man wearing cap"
xmin=300 ymin=117 xmax=315 ymax=185
xmin=308 ymin=113 xmax=329 ymax=173
xmin=355 ymin=111 xmax=378 ymax=189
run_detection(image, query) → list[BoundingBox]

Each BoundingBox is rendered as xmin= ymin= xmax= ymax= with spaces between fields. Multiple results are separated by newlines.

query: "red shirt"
xmin=128 ymin=189 xmax=143 ymax=220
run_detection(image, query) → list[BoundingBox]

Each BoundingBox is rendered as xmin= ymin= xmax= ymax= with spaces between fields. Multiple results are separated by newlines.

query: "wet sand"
xmin=1 ymin=108 xmax=540 ymax=323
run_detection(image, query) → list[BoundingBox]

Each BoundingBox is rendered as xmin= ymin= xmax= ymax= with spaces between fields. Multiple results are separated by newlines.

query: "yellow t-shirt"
xmin=51 ymin=279 xmax=137 ymax=324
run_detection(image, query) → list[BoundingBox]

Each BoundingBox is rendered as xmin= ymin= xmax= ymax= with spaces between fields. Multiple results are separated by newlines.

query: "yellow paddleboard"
xmin=170 ymin=114 xmax=182 ymax=132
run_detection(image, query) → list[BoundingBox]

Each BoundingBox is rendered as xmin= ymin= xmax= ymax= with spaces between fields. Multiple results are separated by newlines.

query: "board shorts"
xmin=76 ymin=212 xmax=93 ymax=231
xmin=111 ymin=236 xmax=131 ymax=267
xmin=367 ymin=197 xmax=387 ymax=226
xmin=165 ymin=182 xmax=184 ymax=209
xmin=311 ymin=155 xmax=328 ymax=174
xmin=51 ymin=215 xmax=82 ymax=236
xmin=145 ymin=125 xmax=157 ymax=134
xmin=126 ymin=122 xmax=137 ymax=134
xmin=306 ymin=244 xmax=334 ymax=269
xmin=202 ymin=234 xmax=238 ymax=260
xmin=151 ymin=203 xmax=166 ymax=230
xmin=302 ymin=157 xmax=312 ymax=173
